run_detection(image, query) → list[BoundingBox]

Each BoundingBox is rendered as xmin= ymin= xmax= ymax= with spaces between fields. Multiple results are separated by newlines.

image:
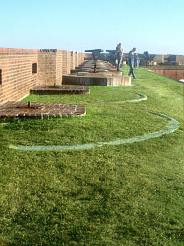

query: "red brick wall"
xmin=61 ymin=50 xmax=71 ymax=75
xmin=56 ymin=51 xmax=63 ymax=85
xmin=38 ymin=50 xmax=63 ymax=86
xmin=70 ymin=51 xmax=76 ymax=71
xmin=78 ymin=52 xmax=85 ymax=66
xmin=152 ymin=68 xmax=184 ymax=80
xmin=0 ymin=49 xmax=38 ymax=104
xmin=0 ymin=48 xmax=85 ymax=104
xmin=175 ymin=70 xmax=184 ymax=80
xmin=38 ymin=51 xmax=56 ymax=86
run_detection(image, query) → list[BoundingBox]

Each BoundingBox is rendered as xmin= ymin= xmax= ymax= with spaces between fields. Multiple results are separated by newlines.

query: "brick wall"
xmin=0 ymin=48 xmax=38 ymax=104
xmin=61 ymin=50 xmax=71 ymax=75
xmin=0 ymin=48 xmax=85 ymax=104
xmin=38 ymin=51 xmax=56 ymax=86
xmin=70 ymin=51 xmax=76 ymax=70
xmin=78 ymin=52 xmax=85 ymax=66
xmin=38 ymin=50 xmax=63 ymax=86
xmin=56 ymin=51 xmax=63 ymax=85
xmin=152 ymin=67 xmax=184 ymax=80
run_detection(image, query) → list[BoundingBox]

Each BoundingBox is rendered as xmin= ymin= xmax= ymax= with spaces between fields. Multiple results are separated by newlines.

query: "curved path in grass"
xmin=112 ymin=93 xmax=147 ymax=103
xmin=92 ymin=93 xmax=147 ymax=104
xmin=9 ymin=112 xmax=179 ymax=152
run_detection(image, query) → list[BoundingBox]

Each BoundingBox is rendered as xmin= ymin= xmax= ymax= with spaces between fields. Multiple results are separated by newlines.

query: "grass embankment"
xmin=0 ymin=68 xmax=184 ymax=245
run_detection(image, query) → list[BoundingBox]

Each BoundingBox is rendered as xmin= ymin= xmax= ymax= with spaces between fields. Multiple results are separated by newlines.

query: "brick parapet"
xmin=61 ymin=50 xmax=71 ymax=75
xmin=0 ymin=52 xmax=38 ymax=104
xmin=0 ymin=48 xmax=38 ymax=54
xmin=71 ymin=51 xmax=76 ymax=70
xmin=38 ymin=52 xmax=56 ymax=86
xmin=152 ymin=68 xmax=184 ymax=80
xmin=0 ymin=48 xmax=85 ymax=104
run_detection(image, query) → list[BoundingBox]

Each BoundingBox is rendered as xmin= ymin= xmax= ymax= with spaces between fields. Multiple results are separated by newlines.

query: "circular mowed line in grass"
xmin=23 ymin=89 xmax=146 ymax=105
xmin=2 ymin=110 xmax=179 ymax=152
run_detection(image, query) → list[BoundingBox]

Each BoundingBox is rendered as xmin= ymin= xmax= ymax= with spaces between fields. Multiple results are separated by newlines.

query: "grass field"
xmin=0 ymin=68 xmax=184 ymax=245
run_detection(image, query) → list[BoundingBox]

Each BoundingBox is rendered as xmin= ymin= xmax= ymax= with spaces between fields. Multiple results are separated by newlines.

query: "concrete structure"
xmin=63 ymin=73 xmax=131 ymax=86
xmin=152 ymin=55 xmax=165 ymax=65
xmin=62 ymin=60 xmax=131 ymax=86
xmin=0 ymin=48 xmax=85 ymax=104
xmin=176 ymin=55 xmax=184 ymax=65
xmin=143 ymin=54 xmax=184 ymax=66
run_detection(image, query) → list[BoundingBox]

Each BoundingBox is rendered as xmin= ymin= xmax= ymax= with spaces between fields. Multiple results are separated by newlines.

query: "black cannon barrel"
xmin=85 ymin=49 xmax=103 ymax=53
xmin=106 ymin=50 xmax=116 ymax=53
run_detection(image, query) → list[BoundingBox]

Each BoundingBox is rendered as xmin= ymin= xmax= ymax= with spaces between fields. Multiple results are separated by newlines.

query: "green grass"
xmin=0 ymin=68 xmax=184 ymax=245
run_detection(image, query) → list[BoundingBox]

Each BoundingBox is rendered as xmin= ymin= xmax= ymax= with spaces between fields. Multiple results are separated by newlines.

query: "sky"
xmin=0 ymin=0 xmax=184 ymax=54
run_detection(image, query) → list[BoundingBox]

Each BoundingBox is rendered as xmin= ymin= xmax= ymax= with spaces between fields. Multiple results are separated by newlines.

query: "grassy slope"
xmin=0 ymin=68 xmax=184 ymax=245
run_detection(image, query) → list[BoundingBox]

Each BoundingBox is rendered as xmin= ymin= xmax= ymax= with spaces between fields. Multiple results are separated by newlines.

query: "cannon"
xmin=85 ymin=49 xmax=103 ymax=72
xmin=85 ymin=49 xmax=103 ymax=53
xmin=106 ymin=49 xmax=116 ymax=53
xmin=106 ymin=50 xmax=117 ymax=66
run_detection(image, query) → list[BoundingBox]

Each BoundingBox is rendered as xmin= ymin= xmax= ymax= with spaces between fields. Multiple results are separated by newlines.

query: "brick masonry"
xmin=30 ymin=85 xmax=90 ymax=95
xmin=61 ymin=50 xmax=71 ymax=75
xmin=151 ymin=67 xmax=184 ymax=80
xmin=0 ymin=49 xmax=38 ymax=104
xmin=71 ymin=51 xmax=76 ymax=71
xmin=38 ymin=51 xmax=57 ymax=86
xmin=0 ymin=48 xmax=85 ymax=104
xmin=0 ymin=101 xmax=86 ymax=118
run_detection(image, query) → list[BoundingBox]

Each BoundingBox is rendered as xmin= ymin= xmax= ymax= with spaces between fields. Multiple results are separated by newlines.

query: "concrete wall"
xmin=0 ymin=48 xmax=85 ymax=104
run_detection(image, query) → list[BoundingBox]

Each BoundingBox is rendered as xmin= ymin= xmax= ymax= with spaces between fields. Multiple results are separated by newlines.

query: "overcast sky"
xmin=0 ymin=0 xmax=184 ymax=54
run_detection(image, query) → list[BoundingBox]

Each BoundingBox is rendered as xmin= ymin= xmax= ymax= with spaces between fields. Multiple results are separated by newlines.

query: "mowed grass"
xmin=2 ymin=89 xmax=165 ymax=146
xmin=0 ymin=68 xmax=184 ymax=245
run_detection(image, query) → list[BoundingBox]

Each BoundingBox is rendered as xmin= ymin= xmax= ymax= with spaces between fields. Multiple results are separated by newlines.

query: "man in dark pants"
xmin=128 ymin=48 xmax=136 ymax=79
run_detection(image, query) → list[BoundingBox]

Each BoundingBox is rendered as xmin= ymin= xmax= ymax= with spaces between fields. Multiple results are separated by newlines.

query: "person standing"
xmin=128 ymin=48 xmax=136 ymax=78
xmin=134 ymin=52 xmax=140 ymax=68
xmin=115 ymin=43 xmax=123 ymax=71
